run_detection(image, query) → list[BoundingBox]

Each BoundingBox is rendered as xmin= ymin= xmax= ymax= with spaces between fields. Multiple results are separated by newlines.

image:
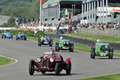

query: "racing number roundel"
xmin=38 ymin=0 xmax=44 ymax=4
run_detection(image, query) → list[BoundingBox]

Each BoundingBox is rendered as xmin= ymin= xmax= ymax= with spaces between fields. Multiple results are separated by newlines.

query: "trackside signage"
xmin=97 ymin=7 xmax=120 ymax=12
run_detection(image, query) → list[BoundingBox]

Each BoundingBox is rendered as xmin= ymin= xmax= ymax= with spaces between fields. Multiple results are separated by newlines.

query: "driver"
xmin=60 ymin=37 xmax=63 ymax=40
xmin=97 ymin=39 xmax=100 ymax=43
xmin=49 ymin=48 xmax=54 ymax=55
xmin=19 ymin=32 xmax=21 ymax=34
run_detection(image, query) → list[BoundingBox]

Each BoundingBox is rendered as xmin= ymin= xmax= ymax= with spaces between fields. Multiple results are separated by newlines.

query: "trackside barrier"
xmin=43 ymin=34 xmax=120 ymax=50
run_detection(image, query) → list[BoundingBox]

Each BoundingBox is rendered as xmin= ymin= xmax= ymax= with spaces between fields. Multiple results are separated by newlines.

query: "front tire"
xmin=55 ymin=63 xmax=61 ymax=75
xmin=66 ymin=61 xmax=71 ymax=75
xmin=38 ymin=39 xmax=41 ymax=46
xmin=3 ymin=35 xmax=5 ymax=39
xmin=109 ymin=52 xmax=113 ymax=59
xmin=29 ymin=61 xmax=34 ymax=75
xmin=11 ymin=35 xmax=13 ymax=39
xmin=70 ymin=45 xmax=74 ymax=52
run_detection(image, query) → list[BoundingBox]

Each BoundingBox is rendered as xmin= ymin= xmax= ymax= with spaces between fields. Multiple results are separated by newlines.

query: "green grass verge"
xmin=44 ymin=32 xmax=56 ymax=34
xmin=65 ymin=33 xmax=120 ymax=43
xmin=28 ymin=37 xmax=38 ymax=41
xmin=0 ymin=56 xmax=14 ymax=66
xmin=73 ymin=73 xmax=120 ymax=80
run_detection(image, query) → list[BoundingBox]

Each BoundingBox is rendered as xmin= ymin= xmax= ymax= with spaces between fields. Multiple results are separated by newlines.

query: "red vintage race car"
xmin=29 ymin=49 xmax=71 ymax=75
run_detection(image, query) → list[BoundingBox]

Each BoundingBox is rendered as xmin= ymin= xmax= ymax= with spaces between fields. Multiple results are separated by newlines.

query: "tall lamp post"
xmin=106 ymin=0 xmax=108 ymax=24
xmin=72 ymin=4 xmax=75 ymax=15
xmin=39 ymin=0 xmax=42 ymax=27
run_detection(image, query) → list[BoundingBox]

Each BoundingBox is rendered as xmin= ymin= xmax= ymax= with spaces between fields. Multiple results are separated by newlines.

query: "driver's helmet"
xmin=60 ymin=36 xmax=63 ymax=40
xmin=4 ymin=31 xmax=6 ymax=33
xmin=97 ymin=39 xmax=100 ymax=43
xmin=19 ymin=32 xmax=21 ymax=34
xmin=49 ymin=48 xmax=54 ymax=55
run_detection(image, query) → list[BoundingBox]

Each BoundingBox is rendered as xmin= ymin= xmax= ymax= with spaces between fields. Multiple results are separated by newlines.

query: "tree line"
xmin=0 ymin=0 xmax=47 ymax=27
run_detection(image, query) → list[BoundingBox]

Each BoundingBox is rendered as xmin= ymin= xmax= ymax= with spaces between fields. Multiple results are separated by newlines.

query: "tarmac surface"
xmin=0 ymin=38 xmax=120 ymax=80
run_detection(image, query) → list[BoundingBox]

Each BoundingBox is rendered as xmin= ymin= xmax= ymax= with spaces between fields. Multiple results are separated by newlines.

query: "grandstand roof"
xmin=43 ymin=0 xmax=82 ymax=6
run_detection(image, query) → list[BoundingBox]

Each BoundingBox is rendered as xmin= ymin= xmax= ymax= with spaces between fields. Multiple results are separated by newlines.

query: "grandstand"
xmin=42 ymin=0 xmax=120 ymax=24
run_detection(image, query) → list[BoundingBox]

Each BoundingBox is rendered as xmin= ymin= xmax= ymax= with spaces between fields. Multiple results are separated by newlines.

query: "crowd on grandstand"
xmin=19 ymin=20 xmax=120 ymax=32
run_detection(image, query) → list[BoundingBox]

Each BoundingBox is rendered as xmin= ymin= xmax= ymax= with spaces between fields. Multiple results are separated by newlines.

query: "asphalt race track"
xmin=0 ymin=38 xmax=120 ymax=80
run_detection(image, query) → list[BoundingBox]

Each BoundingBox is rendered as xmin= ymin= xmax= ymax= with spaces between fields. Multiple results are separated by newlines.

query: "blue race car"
xmin=16 ymin=32 xmax=27 ymax=40
xmin=1 ymin=32 xmax=13 ymax=39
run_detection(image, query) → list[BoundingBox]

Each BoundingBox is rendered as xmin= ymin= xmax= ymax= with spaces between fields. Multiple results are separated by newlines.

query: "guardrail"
xmin=0 ymin=27 xmax=15 ymax=30
xmin=77 ymin=28 xmax=120 ymax=37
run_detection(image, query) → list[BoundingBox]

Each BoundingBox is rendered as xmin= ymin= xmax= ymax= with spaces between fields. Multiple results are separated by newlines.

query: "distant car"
xmin=29 ymin=48 xmax=71 ymax=75
xmin=1 ymin=32 xmax=13 ymax=39
xmin=38 ymin=36 xmax=53 ymax=47
xmin=55 ymin=37 xmax=74 ymax=52
xmin=16 ymin=32 xmax=27 ymax=40
xmin=91 ymin=42 xmax=114 ymax=59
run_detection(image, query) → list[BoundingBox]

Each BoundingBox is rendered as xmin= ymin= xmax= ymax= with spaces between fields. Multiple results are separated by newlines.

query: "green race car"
xmin=91 ymin=42 xmax=113 ymax=59
xmin=55 ymin=38 xmax=74 ymax=52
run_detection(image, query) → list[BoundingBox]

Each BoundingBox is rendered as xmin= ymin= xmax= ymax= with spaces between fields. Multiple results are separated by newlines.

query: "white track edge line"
xmin=0 ymin=55 xmax=18 ymax=67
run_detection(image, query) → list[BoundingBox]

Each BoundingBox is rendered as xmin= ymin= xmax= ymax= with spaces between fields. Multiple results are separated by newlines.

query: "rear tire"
xmin=91 ymin=53 xmax=93 ymax=58
xmin=109 ymin=52 xmax=113 ymax=59
xmin=29 ymin=61 xmax=34 ymax=75
xmin=92 ymin=51 xmax=95 ymax=59
xmin=16 ymin=36 xmax=18 ymax=40
xmin=57 ymin=45 xmax=59 ymax=52
xmin=49 ymin=39 xmax=53 ymax=47
xmin=24 ymin=36 xmax=27 ymax=40
xmin=1 ymin=35 xmax=3 ymax=39
xmin=55 ymin=63 xmax=61 ymax=75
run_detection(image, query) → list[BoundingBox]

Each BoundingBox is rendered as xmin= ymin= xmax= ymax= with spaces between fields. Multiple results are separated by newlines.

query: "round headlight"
xmin=50 ymin=58 xmax=54 ymax=62
xmin=36 ymin=58 xmax=41 ymax=62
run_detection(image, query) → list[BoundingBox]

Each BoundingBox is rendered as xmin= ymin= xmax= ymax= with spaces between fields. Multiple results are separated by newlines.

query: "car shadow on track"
xmin=95 ymin=57 xmax=120 ymax=60
xmin=33 ymin=73 xmax=83 ymax=76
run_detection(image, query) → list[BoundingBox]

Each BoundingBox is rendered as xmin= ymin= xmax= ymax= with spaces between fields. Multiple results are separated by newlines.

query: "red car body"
xmin=29 ymin=52 xmax=71 ymax=75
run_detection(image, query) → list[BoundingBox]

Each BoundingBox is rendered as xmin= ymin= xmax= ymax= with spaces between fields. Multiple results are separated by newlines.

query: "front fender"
xmin=65 ymin=58 xmax=71 ymax=64
xmin=24 ymin=35 xmax=27 ymax=37
xmin=29 ymin=59 xmax=35 ymax=62
xmin=65 ymin=58 xmax=71 ymax=69
xmin=91 ymin=46 xmax=95 ymax=54
xmin=29 ymin=59 xmax=36 ymax=65
xmin=109 ymin=47 xmax=114 ymax=52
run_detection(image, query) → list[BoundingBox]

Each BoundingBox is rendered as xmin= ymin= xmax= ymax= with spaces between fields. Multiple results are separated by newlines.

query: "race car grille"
xmin=63 ymin=41 xmax=69 ymax=47
xmin=42 ymin=59 xmax=48 ymax=67
xmin=63 ymin=44 xmax=69 ymax=47
xmin=100 ymin=45 xmax=106 ymax=53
